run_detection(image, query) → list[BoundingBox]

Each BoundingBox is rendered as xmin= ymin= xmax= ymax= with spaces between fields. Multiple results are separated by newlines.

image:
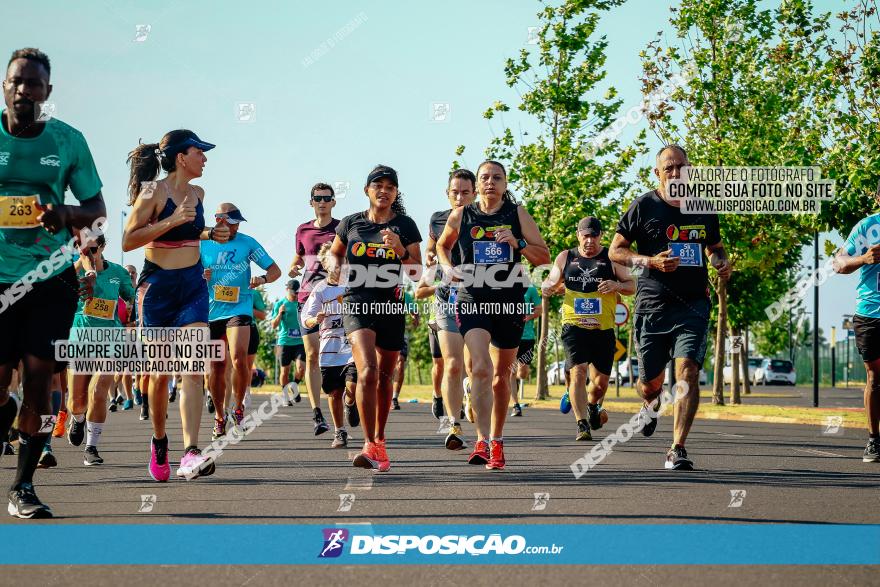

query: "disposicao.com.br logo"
xmin=318 ymin=528 xmax=563 ymax=558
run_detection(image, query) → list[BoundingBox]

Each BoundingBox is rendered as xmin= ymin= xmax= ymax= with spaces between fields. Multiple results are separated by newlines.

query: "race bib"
xmin=214 ymin=285 xmax=240 ymax=303
xmin=574 ymin=297 xmax=602 ymax=315
xmin=473 ymin=241 xmax=512 ymax=264
xmin=668 ymin=242 xmax=703 ymax=267
xmin=0 ymin=195 xmax=41 ymax=228
xmin=287 ymin=328 xmax=301 ymax=338
xmin=83 ymin=297 xmax=117 ymax=320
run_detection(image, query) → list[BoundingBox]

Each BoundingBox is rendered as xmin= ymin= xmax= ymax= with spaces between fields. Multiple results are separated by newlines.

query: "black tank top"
xmin=456 ymin=199 xmax=525 ymax=298
xmin=563 ymin=247 xmax=615 ymax=293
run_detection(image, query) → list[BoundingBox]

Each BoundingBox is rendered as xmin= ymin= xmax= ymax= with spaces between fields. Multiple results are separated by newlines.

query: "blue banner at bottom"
xmin=3 ymin=524 xmax=878 ymax=565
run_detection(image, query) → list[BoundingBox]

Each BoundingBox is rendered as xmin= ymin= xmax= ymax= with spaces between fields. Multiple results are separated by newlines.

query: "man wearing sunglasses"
xmin=288 ymin=184 xmax=339 ymax=425
xmin=201 ymin=204 xmax=281 ymax=439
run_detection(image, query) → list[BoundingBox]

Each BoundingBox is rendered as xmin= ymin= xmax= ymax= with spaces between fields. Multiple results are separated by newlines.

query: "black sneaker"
xmin=511 ymin=403 xmax=523 ymax=417
xmin=587 ymin=403 xmax=603 ymax=430
xmin=1 ymin=442 xmax=13 ymax=456
xmin=169 ymin=389 xmax=177 ymax=403
xmin=863 ymin=438 xmax=880 ymax=463
xmin=83 ymin=445 xmax=104 ymax=466
xmin=391 ymin=397 xmax=401 ymax=411
xmin=639 ymin=401 xmax=659 ymax=437
xmin=576 ymin=420 xmax=592 ymax=441
xmin=139 ymin=403 xmax=150 ymax=421
xmin=37 ymin=448 xmax=57 ymax=469
xmin=108 ymin=402 xmax=118 ymax=413
xmin=665 ymin=445 xmax=693 ymax=470
xmin=313 ymin=415 xmax=330 ymax=436
xmin=206 ymin=395 xmax=215 ymax=414
xmin=331 ymin=429 xmax=348 ymax=448
xmin=460 ymin=408 xmax=465 ymax=420
xmin=8 ymin=483 xmax=52 ymax=519
xmin=68 ymin=418 xmax=85 ymax=446
xmin=432 ymin=396 xmax=445 ymax=420
xmin=344 ymin=401 xmax=360 ymax=428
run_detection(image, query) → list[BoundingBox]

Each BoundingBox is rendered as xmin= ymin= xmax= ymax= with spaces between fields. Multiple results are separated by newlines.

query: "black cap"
xmin=162 ymin=133 xmax=216 ymax=158
xmin=577 ymin=216 xmax=602 ymax=236
xmin=366 ymin=167 xmax=399 ymax=187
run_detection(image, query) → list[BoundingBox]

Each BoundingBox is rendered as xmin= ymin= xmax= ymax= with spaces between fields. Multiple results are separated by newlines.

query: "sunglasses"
xmin=312 ymin=195 xmax=334 ymax=203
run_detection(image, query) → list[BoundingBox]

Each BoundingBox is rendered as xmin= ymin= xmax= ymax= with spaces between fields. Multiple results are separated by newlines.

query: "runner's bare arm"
xmin=609 ymin=233 xmax=679 ymax=272
xmin=834 ymin=244 xmax=880 ymax=274
xmin=251 ymin=262 xmax=282 ymax=287
xmin=706 ymin=241 xmax=732 ymax=280
xmin=121 ymin=192 xmax=166 ymax=251
xmin=541 ymin=250 xmax=567 ymax=297
xmin=436 ymin=207 xmax=462 ymax=270
xmin=36 ymin=193 xmax=106 ymax=235
xmin=425 ymin=235 xmax=438 ymax=267
xmin=516 ymin=206 xmax=551 ymax=266
xmin=289 ymin=252 xmax=304 ymax=277
xmin=611 ymin=261 xmax=636 ymax=295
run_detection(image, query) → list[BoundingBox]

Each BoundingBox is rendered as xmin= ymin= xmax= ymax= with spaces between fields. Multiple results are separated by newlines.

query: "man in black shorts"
xmin=1 ymin=48 xmax=106 ymax=518
xmin=834 ymin=187 xmax=880 ymax=461
xmin=543 ymin=216 xmax=634 ymax=440
xmin=610 ymin=145 xmax=731 ymax=470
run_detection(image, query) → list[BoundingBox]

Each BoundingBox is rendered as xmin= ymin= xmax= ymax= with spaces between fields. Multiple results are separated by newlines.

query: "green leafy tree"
xmin=468 ymin=0 xmax=646 ymax=399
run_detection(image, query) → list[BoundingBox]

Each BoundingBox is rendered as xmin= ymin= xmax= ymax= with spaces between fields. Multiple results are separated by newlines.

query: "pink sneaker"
xmin=374 ymin=440 xmax=391 ymax=472
xmin=148 ymin=438 xmax=170 ymax=482
xmin=176 ymin=448 xmax=214 ymax=480
xmin=352 ymin=441 xmax=381 ymax=470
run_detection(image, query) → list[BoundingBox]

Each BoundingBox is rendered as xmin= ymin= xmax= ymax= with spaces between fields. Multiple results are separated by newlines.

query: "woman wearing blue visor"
xmin=123 ymin=130 xmax=230 ymax=482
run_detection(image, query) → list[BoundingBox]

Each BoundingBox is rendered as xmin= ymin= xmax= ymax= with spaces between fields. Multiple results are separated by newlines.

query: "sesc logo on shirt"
xmin=0 ymin=152 xmax=9 ymax=166
xmin=40 ymin=154 xmax=61 ymax=167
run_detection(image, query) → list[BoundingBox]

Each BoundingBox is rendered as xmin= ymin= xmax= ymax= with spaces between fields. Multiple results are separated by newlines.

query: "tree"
xmin=467 ymin=0 xmax=646 ymax=399
xmin=640 ymin=0 xmax=835 ymax=404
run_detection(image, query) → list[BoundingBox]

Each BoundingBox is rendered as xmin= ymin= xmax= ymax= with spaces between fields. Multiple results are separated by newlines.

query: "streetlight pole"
xmin=813 ymin=232 xmax=819 ymax=408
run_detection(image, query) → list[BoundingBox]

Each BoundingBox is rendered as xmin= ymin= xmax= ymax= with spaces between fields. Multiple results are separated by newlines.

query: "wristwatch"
xmin=516 ymin=238 xmax=528 ymax=250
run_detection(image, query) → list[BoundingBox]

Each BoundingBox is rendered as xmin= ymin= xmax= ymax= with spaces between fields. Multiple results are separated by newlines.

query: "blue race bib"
xmin=668 ymin=242 xmax=703 ymax=267
xmin=574 ymin=297 xmax=602 ymax=315
xmin=473 ymin=241 xmax=512 ymax=264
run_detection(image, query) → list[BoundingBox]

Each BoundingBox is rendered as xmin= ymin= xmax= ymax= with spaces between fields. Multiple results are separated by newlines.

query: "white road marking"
xmin=796 ymin=448 xmax=845 ymax=458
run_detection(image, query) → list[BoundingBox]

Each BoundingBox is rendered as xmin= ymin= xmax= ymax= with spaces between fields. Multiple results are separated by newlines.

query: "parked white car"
xmin=664 ymin=368 xmax=708 ymax=386
xmin=723 ymin=357 xmax=764 ymax=384
xmin=546 ymin=361 xmax=567 ymax=385
xmin=753 ymin=358 xmax=796 ymax=385
xmin=608 ymin=358 xmax=639 ymax=384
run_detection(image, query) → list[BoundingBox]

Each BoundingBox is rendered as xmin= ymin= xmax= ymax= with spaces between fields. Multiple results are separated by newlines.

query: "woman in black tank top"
xmin=437 ymin=160 xmax=550 ymax=470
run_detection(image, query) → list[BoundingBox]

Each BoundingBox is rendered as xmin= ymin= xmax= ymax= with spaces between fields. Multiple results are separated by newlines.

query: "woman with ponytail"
xmin=436 ymin=160 xmax=550 ymax=471
xmin=329 ymin=165 xmax=422 ymax=471
xmin=122 ymin=129 xmax=229 ymax=482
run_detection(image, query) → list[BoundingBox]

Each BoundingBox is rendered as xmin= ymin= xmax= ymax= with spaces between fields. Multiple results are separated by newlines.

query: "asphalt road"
xmin=1 ymin=392 xmax=877 ymax=584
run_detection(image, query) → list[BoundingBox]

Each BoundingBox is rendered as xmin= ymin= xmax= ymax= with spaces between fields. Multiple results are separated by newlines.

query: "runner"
xmin=419 ymin=169 xmax=477 ymax=448
xmin=66 ymin=235 xmax=135 ymax=465
xmin=289 ymin=183 xmax=340 ymax=429
xmin=271 ymin=280 xmax=321 ymax=426
xmin=833 ymin=184 xmax=880 ymax=462
xmin=1 ymin=48 xmax=106 ymax=518
xmin=329 ymin=164 xmax=422 ymax=471
xmin=542 ymin=216 xmax=634 ymax=440
xmin=245 ymin=286 xmax=268 ymax=409
xmin=609 ymin=145 xmax=731 ymax=470
xmin=302 ymin=242 xmax=358 ymax=448
xmin=123 ymin=128 xmax=230 ymax=481
xmin=201 ymin=203 xmax=280 ymax=440
xmin=437 ymin=160 xmax=550 ymax=470
xmin=412 ymin=275 xmax=444 ymax=420
xmin=123 ymin=265 xmax=144 ymax=407
xmin=509 ymin=284 xmax=541 ymax=417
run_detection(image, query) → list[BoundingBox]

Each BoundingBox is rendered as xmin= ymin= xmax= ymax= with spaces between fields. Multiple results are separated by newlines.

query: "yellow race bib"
xmin=0 ymin=195 xmax=41 ymax=228
xmin=214 ymin=285 xmax=240 ymax=303
xmin=83 ymin=297 xmax=117 ymax=320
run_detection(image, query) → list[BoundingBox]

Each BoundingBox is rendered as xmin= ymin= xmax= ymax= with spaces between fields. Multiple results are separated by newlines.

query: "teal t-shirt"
xmin=845 ymin=213 xmax=880 ymax=319
xmin=252 ymin=288 xmax=267 ymax=315
xmin=272 ymin=298 xmax=303 ymax=345
xmin=200 ymin=232 xmax=274 ymax=321
xmin=0 ymin=114 xmax=103 ymax=283
xmin=521 ymin=285 xmax=541 ymax=340
xmin=71 ymin=261 xmax=136 ymax=331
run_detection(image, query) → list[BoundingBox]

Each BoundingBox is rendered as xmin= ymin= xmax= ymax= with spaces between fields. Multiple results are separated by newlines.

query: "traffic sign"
xmin=614 ymin=302 xmax=629 ymax=326
xmin=614 ymin=339 xmax=627 ymax=362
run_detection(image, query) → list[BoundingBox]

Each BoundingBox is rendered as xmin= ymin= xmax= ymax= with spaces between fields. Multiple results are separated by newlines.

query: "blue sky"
xmin=5 ymin=0 xmax=855 ymax=341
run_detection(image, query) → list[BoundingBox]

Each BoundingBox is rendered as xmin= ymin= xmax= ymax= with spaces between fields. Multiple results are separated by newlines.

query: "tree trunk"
xmin=731 ymin=326 xmax=742 ymax=405
xmin=627 ymin=324 xmax=634 ymax=388
xmin=535 ymin=306 xmax=549 ymax=400
xmin=712 ymin=280 xmax=727 ymax=405
xmin=742 ymin=326 xmax=752 ymax=395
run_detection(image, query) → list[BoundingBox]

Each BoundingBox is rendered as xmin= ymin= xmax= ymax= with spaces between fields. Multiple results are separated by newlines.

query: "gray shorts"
xmin=434 ymin=287 xmax=460 ymax=334
xmin=634 ymin=298 xmax=710 ymax=382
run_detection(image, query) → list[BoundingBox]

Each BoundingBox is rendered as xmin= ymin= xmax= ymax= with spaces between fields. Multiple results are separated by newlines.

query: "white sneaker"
xmin=290 ymin=381 xmax=301 ymax=403
xmin=243 ymin=387 xmax=251 ymax=410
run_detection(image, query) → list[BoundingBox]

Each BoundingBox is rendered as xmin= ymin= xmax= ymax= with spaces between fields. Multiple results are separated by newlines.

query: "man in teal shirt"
xmin=510 ymin=285 xmax=542 ymax=417
xmin=835 ymin=196 xmax=880 ymax=462
xmin=0 ymin=48 xmax=106 ymax=519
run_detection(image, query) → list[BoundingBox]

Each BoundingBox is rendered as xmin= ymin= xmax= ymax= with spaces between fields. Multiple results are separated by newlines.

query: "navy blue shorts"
xmin=137 ymin=261 xmax=209 ymax=327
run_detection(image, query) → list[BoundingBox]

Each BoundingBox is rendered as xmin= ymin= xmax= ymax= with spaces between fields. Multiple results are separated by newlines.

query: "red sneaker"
xmin=486 ymin=440 xmax=505 ymax=470
xmin=52 ymin=410 xmax=68 ymax=438
xmin=468 ymin=439 xmax=489 ymax=465
xmin=374 ymin=440 xmax=391 ymax=472
xmin=352 ymin=441 xmax=381 ymax=470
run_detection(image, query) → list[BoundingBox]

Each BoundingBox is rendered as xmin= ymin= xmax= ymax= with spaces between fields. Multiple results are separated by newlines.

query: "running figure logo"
xmin=318 ymin=528 xmax=349 ymax=558
xmin=134 ymin=24 xmax=151 ymax=42
xmin=138 ymin=494 xmax=157 ymax=513
xmin=823 ymin=415 xmax=844 ymax=435
xmin=727 ymin=489 xmax=746 ymax=508
xmin=337 ymin=493 xmax=355 ymax=512
xmin=532 ymin=492 xmax=550 ymax=511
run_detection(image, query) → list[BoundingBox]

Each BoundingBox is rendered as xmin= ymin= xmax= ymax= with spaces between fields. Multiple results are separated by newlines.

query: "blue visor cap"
xmin=163 ymin=135 xmax=216 ymax=158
